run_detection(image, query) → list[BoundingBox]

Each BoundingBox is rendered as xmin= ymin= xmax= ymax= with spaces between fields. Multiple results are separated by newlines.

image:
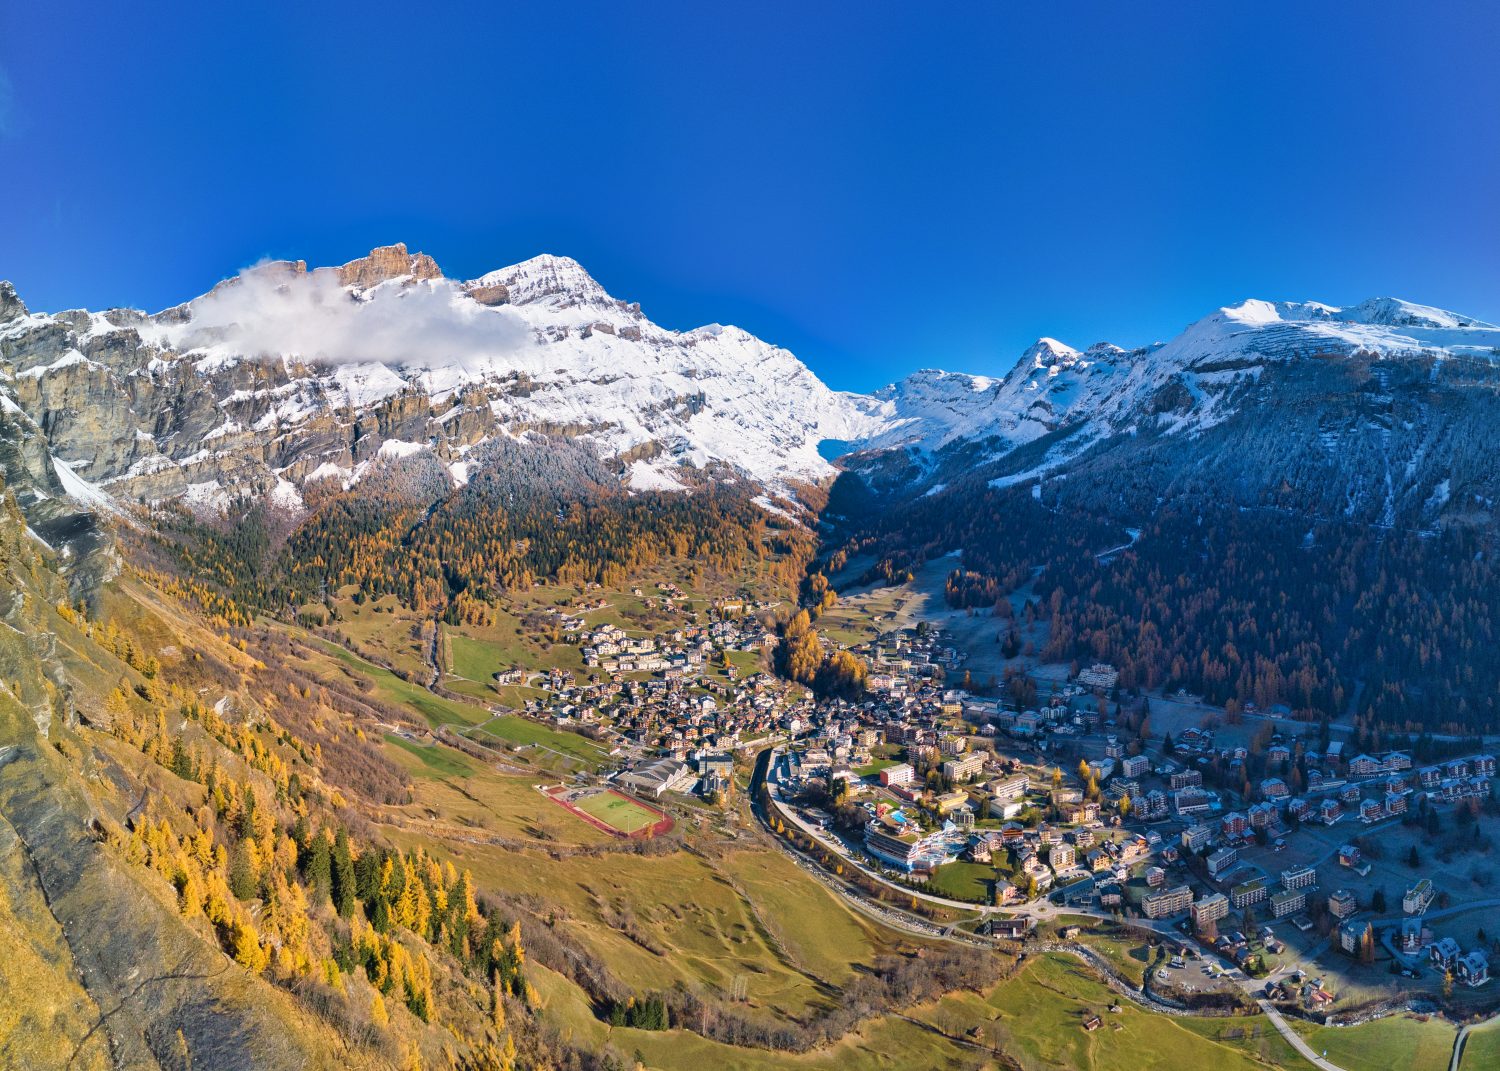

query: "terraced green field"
xmin=286 ymin=624 xmax=608 ymax=770
xmin=470 ymin=714 xmax=609 ymax=769
xmin=302 ymin=632 xmax=489 ymax=728
xmin=383 ymin=733 xmax=479 ymax=779
xmin=911 ymin=953 xmax=1310 ymax=1071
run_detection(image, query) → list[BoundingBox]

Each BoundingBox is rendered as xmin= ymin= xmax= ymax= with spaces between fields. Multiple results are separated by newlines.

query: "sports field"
xmin=573 ymin=789 xmax=666 ymax=835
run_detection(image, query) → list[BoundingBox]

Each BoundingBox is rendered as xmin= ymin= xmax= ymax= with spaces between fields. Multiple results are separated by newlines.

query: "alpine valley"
xmin=3 ymin=245 xmax=1500 ymax=1071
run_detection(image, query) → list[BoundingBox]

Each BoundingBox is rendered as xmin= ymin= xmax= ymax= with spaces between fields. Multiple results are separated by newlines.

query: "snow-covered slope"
xmin=4 ymin=248 xmax=1498 ymax=533
xmin=847 ymin=297 xmax=1500 ymax=526
xmin=863 ymin=296 xmax=1500 ymax=459
xmin=0 ymin=247 xmax=889 ymax=512
xmin=863 ymin=338 xmax=1132 ymax=454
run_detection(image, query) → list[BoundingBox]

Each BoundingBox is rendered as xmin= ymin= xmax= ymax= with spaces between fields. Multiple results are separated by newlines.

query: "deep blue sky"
xmin=2 ymin=2 xmax=1496 ymax=391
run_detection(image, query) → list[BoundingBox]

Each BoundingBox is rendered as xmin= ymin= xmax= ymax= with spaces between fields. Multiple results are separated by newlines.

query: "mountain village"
xmin=442 ymin=574 xmax=1500 ymax=1031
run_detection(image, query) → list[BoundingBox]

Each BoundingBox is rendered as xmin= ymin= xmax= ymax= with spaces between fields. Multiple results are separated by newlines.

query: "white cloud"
xmin=166 ymin=262 xmax=532 ymax=367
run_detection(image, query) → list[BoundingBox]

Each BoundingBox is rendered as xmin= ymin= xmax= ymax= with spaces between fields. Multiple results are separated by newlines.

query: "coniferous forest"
xmin=827 ymin=474 xmax=1500 ymax=736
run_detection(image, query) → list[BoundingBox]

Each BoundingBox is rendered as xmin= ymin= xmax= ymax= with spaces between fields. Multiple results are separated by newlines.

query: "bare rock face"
xmin=468 ymin=282 xmax=510 ymax=306
xmin=0 ymin=282 xmax=26 ymax=324
xmin=335 ymin=242 xmax=441 ymax=288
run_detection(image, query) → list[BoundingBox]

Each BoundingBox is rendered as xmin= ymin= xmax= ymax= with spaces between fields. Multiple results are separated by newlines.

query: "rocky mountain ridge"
xmin=851 ymin=296 xmax=1500 ymax=529
xmin=0 ymin=245 xmax=888 ymax=523
xmin=4 ymin=247 xmax=1500 ymax=538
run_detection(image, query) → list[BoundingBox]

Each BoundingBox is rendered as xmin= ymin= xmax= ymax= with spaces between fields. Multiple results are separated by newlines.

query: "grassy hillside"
xmin=909 ymin=954 xmax=1308 ymax=1071
xmin=0 ymin=514 xmax=360 ymax=1069
xmin=0 ymin=492 xmax=1454 ymax=1071
xmin=1289 ymin=1015 xmax=1457 ymax=1071
xmin=1461 ymin=1019 xmax=1500 ymax=1069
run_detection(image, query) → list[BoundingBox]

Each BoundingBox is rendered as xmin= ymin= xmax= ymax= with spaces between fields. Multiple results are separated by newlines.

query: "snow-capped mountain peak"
xmin=1337 ymin=296 xmax=1492 ymax=330
xmin=6 ymin=247 xmax=1499 ymax=536
xmin=1202 ymin=295 xmax=1492 ymax=334
xmin=1021 ymin=336 xmax=1082 ymax=368
xmin=0 ymin=245 xmax=898 ymax=513
xmin=847 ymin=292 xmax=1500 ymax=529
xmin=1020 ymin=333 xmax=1080 ymax=363
xmin=470 ymin=253 xmax=614 ymax=309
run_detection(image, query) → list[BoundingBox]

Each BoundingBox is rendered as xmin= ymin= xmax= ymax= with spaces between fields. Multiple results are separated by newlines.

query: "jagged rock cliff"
xmin=0 ymin=246 xmax=887 ymax=519
xmin=5 ymin=249 xmax=1500 ymax=536
xmin=847 ymin=298 xmax=1500 ymax=529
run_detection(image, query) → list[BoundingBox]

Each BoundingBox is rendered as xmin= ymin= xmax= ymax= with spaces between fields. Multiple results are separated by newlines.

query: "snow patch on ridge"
xmin=378 ymin=439 xmax=429 ymax=459
xmin=53 ymin=456 xmax=123 ymax=516
xmin=628 ymin=460 xmax=686 ymax=492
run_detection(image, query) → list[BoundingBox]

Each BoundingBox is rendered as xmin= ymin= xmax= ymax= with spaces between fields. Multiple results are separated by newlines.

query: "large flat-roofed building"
xmin=879 ymin=763 xmax=915 ymax=787
xmin=1231 ymin=878 xmax=1267 ymax=908
xmin=989 ymin=773 xmax=1030 ymax=801
xmin=1173 ymin=788 xmax=1214 ymax=816
xmin=1143 ymin=884 xmax=1194 ymax=919
xmin=1280 ymin=864 xmax=1317 ymax=890
xmin=1207 ymin=846 xmax=1239 ymax=878
xmin=618 ymin=758 xmax=693 ymax=798
xmin=942 ymin=751 xmax=988 ymax=783
xmin=1077 ymin=663 xmax=1119 ymax=691
xmin=1191 ymin=893 xmax=1230 ymax=931
xmin=1181 ymin=824 xmax=1214 ymax=852
xmin=1270 ymin=888 xmax=1307 ymax=918
xmin=864 ymin=817 xmax=948 ymax=872
xmin=1404 ymin=878 xmax=1435 ymax=915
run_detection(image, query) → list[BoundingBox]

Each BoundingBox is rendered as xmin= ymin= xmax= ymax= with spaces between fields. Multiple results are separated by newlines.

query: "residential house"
xmin=1170 ymin=769 xmax=1204 ymax=790
xmin=1458 ymin=950 xmax=1490 ymax=987
xmin=1430 ymin=936 xmax=1462 ymax=970
xmin=1259 ymin=778 xmax=1290 ymax=799
xmin=1328 ymin=889 xmax=1358 ymax=919
xmin=1338 ymin=918 xmax=1372 ymax=956
xmin=1181 ymin=824 xmax=1214 ymax=853
xmin=1398 ymin=917 xmax=1424 ymax=954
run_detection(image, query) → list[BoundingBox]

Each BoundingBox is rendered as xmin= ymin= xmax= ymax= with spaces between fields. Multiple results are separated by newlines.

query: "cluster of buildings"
xmin=505 ymin=590 xmax=1499 ymax=1006
xmin=1160 ymin=735 xmax=1496 ymax=838
xmin=861 ymin=631 xmax=965 ymax=697
xmin=511 ymin=590 xmax=810 ymax=799
xmin=1426 ymin=937 xmax=1490 ymax=987
xmin=1348 ymin=882 xmax=1496 ymax=989
xmin=578 ymin=614 xmax=771 ymax=677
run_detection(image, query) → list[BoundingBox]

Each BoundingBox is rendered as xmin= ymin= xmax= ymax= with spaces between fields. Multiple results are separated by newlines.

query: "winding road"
xmin=752 ymin=745 xmax=1361 ymax=1070
xmin=1256 ymin=1000 xmax=1348 ymax=1071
